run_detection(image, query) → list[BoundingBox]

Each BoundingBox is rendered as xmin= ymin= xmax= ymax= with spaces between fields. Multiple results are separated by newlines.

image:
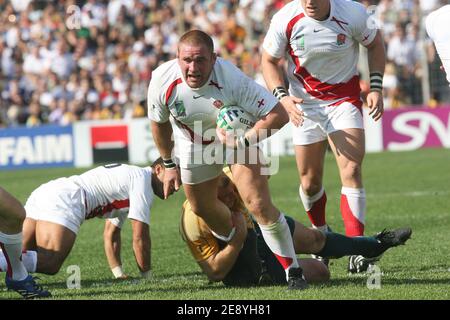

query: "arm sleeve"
xmin=226 ymin=61 xmax=278 ymax=119
xmin=262 ymin=13 xmax=288 ymax=59
xmin=128 ymin=176 xmax=153 ymax=226
xmin=147 ymin=72 xmax=170 ymax=123
xmin=349 ymin=2 xmax=378 ymax=47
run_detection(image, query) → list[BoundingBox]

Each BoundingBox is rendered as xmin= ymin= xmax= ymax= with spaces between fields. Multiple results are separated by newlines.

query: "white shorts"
xmin=292 ymin=102 xmax=364 ymax=145
xmin=24 ymin=178 xmax=86 ymax=235
xmin=180 ymin=145 xmax=263 ymax=185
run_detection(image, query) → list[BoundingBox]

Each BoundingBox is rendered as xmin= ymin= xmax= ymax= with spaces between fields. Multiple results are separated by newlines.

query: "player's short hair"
xmin=151 ymin=157 xmax=164 ymax=169
xmin=178 ymin=30 xmax=214 ymax=54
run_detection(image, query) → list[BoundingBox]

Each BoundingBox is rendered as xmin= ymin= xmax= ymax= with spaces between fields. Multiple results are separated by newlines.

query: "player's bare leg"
xmin=32 ymin=220 xmax=77 ymax=275
xmin=22 ymin=218 xmax=37 ymax=250
xmin=184 ymin=177 xmax=234 ymax=239
xmin=328 ymin=128 xmax=374 ymax=273
xmin=298 ymin=258 xmax=330 ymax=283
xmin=0 ymin=188 xmax=50 ymax=298
xmin=231 ymin=157 xmax=307 ymax=289
xmin=295 ymin=142 xmax=329 ymax=231
xmin=328 ymin=128 xmax=366 ymax=236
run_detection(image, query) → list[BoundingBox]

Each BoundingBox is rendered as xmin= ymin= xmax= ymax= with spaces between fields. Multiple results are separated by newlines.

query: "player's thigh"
xmin=0 ymin=187 xmax=25 ymax=232
xmin=294 ymin=141 xmax=328 ymax=182
xmin=22 ymin=218 xmax=37 ymax=250
xmin=328 ymin=128 xmax=365 ymax=169
xmin=183 ymin=175 xmax=221 ymax=211
xmin=298 ymin=258 xmax=330 ymax=283
xmin=292 ymin=221 xmax=325 ymax=254
xmin=35 ymin=220 xmax=76 ymax=263
xmin=230 ymin=162 xmax=278 ymax=224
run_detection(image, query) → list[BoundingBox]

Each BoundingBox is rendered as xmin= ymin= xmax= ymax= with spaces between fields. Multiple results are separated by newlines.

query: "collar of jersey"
xmin=301 ymin=0 xmax=335 ymax=24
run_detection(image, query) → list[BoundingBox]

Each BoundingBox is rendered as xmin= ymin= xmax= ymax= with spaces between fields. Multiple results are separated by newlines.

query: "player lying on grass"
xmin=180 ymin=168 xmax=412 ymax=286
xmin=0 ymin=160 xmax=171 ymax=281
xmin=0 ymin=187 xmax=50 ymax=299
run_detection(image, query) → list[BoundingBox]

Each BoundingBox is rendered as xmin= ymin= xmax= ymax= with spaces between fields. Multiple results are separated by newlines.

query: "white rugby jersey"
xmin=147 ymin=57 xmax=277 ymax=165
xmin=426 ymin=5 xmax=450 ymax=84
xmin=70 ymin=164 xmax=154 ymax=227
xmin=263 ymin=0 xmax=377 ymax=106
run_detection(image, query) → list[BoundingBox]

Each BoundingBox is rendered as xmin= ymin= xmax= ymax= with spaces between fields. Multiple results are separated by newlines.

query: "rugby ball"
xmin=216 ymin=105 xmax=256 ymax=131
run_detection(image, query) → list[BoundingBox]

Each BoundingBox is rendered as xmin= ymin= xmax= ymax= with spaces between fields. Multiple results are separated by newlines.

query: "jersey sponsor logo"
xmin=0 ymin=125 xmax=74 ymax=170
xmin=337 ymin=33 xmax=346 ymax=45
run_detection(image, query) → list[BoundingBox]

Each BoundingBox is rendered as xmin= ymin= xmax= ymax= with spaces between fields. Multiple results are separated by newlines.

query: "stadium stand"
xmin=0 ymin=0 xmax=449 ymax=128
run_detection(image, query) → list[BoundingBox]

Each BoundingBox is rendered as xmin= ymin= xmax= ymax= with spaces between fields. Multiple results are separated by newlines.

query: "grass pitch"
xmin=1 ymin=148 xmax=449 ymax=300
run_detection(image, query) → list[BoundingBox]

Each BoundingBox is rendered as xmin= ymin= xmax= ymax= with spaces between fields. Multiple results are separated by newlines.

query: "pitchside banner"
xmin=382 ymin=106 xmax=450 ymax=151
xmin=0 ymin=125 xmax=74 ymax=170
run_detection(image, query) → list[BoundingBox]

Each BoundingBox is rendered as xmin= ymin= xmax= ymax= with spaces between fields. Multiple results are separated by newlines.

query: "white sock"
xmin=0 ymin=232 xmax=28 ymax=281
xmin=22 ymin=250 xmax=37 ymax=273
xmin=258 ymin=213 xmax=299 ymax=280
xmin=299 ymin=186 xmax=327 ymax=230
xmin=341 ymin=187 xmax=366 ymax=237
xmin=0 ymin=250 xmax=37 ymax=273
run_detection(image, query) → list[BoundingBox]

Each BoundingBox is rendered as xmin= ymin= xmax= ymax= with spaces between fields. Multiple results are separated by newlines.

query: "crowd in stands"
xmin=0 ymin=0 xmax=449 ymax=128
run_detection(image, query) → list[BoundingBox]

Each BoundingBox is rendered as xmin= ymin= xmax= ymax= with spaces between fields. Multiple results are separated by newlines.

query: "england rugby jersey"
xmin=263 ymin=0 xmax=377 ymax=106
xmin=147 ymin=57 xmax=277 ymax=164
xmin=71 ymin=164 xmax=154 ymax=227
xmin=426 ymin=5 xmax=450 ymax=84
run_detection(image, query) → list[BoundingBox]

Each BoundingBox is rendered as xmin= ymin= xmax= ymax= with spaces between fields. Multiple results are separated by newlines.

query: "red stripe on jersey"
xmin=86 ymin=199 xmax=130 ymax=219
xmin=164 ymin=78 xmax=214 ymax=145
xmin=174 ymin=118 xmax=214 ymax=145
xmin=165 ymin=78 xmax=182 ymax=106
xmin=285 ymin=14 xmax=361 ymax=103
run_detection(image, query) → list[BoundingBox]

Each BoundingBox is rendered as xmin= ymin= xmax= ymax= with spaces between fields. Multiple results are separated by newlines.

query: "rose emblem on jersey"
xmin=337 ymin=34 xmax=346 ymax=46
xmin=213 ymin=100 xmax=224 ymax=109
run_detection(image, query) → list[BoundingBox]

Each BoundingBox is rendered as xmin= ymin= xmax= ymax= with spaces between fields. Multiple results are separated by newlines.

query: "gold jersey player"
xmin=180 ymin=168 xmax=412 ymax=286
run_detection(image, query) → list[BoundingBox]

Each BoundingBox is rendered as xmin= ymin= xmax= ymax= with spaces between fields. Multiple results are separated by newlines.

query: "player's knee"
xmin=311 ymin=229 xmax=326 ymax=252
xmin=300 ymin=182 xmax=322 ymax=196
xmin=37 ymin=252 xmax=64 ymax=275
xmin=244 ymin=197 xmax=270 ymax=219
xmin=341 ymin=162 xmax=362 ymax=182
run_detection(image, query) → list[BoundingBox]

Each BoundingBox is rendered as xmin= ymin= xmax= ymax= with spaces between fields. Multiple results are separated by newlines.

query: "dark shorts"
xmin=222 ymin=216 xmax=295 ymax=287
xmin=254 ymin=215 xmax=296 ymax=285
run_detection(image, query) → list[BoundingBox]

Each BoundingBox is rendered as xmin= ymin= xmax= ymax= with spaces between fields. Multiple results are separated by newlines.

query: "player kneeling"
xmin=180 ymin=168 xmax=412 ymax=286
xmin=0 ymin=159 xmax=171 ymax=284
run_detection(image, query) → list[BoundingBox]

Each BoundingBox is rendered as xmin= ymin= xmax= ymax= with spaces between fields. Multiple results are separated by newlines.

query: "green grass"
xmin=1 ymin=148 xmax=449 ymax=299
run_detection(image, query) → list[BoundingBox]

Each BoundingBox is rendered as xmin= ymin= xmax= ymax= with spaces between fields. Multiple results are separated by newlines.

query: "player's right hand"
xmin=163 ymin=167 xmax=181 ymax=199
xmin=230 ymin=212 xmax=248 ymax=245
xmin=280 ymin=95 xmax=304 ymax=127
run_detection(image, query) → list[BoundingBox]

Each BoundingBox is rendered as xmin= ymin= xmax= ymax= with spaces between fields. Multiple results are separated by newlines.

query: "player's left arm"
xmin=130 ymin=218 xmax=152 ymax=278
xmin=103 ymin=219 xmax=128 ymax=279
xmin=365 ymin=30 xmax=386 ymax=122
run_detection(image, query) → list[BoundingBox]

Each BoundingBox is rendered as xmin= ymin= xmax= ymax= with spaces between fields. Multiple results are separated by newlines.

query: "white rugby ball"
xmin=216 ymin=105 xmax=256 ymax=131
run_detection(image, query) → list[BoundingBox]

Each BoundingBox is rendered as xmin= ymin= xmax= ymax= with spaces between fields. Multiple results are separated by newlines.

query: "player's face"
xmin=301 ymin=0 xmax=331 ymax=20
xmin=152 ymin=165 xmax=167 ymax=199
xmin=217 ymin=176 xmax=238 ymax=209
xmin=178 ymin=43 xmax=216 ymax=88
